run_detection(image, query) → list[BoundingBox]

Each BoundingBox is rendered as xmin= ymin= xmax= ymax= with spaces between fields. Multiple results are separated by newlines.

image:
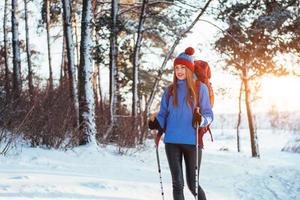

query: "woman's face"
xmin=175 ymin=64 xmax=187 ymax=80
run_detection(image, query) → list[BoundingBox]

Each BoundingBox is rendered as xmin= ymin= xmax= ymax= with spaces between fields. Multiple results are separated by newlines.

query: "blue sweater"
xmin=156 ymin=80 xmax=213 ymax=145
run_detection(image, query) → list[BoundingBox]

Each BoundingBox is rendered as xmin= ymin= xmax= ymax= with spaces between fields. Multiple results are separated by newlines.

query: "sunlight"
xmin=259 ymin=76 xmax=300 ymax=112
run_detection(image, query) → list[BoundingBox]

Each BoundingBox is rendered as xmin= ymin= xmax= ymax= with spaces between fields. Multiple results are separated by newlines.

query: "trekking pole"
xmin=155 ymin=145 xmax=165 ymax=200
xmin=195 ymin=121 xmax=199 ymax=200
xmin=194 ymin=107 xmax=201 ymax=200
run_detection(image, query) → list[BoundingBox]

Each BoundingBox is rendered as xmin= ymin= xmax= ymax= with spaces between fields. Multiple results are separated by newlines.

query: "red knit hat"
xmin=173 ymin=47 xmax=195 ymax=72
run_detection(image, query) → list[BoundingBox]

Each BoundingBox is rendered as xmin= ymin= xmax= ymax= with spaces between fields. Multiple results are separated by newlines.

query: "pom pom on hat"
xmin=174 ymin=47 xmax=195 ymax=72
xmin=185 ymin=47 xmax=195 ymax=56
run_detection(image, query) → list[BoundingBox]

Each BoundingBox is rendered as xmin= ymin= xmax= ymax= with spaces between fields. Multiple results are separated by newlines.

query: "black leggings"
xmin=165 ymin=143 xmax=206 ymax=200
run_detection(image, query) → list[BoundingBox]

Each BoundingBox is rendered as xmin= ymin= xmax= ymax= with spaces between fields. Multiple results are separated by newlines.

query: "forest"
xmin=1 ymin=1 xmax=300 ymax=199
xmin=0 ymin=0 xmax=299 ymax=157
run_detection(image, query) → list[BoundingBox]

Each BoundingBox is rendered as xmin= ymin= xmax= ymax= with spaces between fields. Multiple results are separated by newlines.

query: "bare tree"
xmin=62 ymin=0 xmax=79 ymax=127
xmin=78 ymin=0 xmax=97 ymax=145
xmin=11 ymin=0 xmax=22 ymax=100
xmin=3 ymin=0 xmax=10 ymax=102
xmin=92 ymin=0 xmax=104 ymax=112
xmin=45 ymin=0 xmax=53 ymax=91
xmin=242 ymin=66 xmax=260 ymax=157
xmin=59 ymin=33 xmax=66 ymax=84
xmin=97 ymin=63 xmax=104 ymax=112
xmin=71 ymin=1 xmax=80 ymax=68
xmin=103 ymin=0 xmax=118 ymax=140
xmin=236 ymin=81 xmax=243 ymax=152
xmin=132 ymin=0 xmax=148 ymax=117
xmin=24 ymin=0 xmax=34 ymax=102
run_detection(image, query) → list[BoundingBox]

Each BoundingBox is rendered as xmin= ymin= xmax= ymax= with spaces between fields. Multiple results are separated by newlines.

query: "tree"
xmin=3 ymin=0 xmax=10 ymax=102
xmin=236 ymin=82 xmax=243 ymax=152
xmin=91 ymin=0 xmax=104 ymax=112
xmin=24 ymin=0 xmax=34 ymax=102
xmin=215 ymin=0 xmax=298 ymax=157
xmin=78 ymin=0 xmax=97 ymax=145
xmin=45 ymin=0 xmax=53 ymax=91
xmin=71 ymin=1 xmax=81 ymax=68
xmin=62 ymin=0 xmax=79 ymax=127
xmin=131 ymin=0 xmax=149 ymax=143
xmin=11 ymin=0 xmax=22 ymax=100
xmin=132 ymin=0 xmax=148 ymax=117
xmin=103 ymin=0 xmax=119 ymax=140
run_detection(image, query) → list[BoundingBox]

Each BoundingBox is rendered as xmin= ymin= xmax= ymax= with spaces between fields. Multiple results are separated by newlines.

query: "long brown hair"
xmin=172 ymin=68 xmax=197 ymax=108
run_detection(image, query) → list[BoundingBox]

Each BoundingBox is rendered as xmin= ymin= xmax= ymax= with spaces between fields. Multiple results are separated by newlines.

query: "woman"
xmin=149 ymin=47 xmax=213 ymax=200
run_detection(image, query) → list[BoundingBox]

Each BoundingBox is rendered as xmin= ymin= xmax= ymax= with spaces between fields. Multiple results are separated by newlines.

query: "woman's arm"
xmin=155 ymin=88 xmax=169 ymax=130
xmin=199 ymin=84 xmax=214 ymax=127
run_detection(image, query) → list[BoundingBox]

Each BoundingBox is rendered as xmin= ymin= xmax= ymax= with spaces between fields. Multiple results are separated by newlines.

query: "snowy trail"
xmin=0 ymin=129 xmax=300 ymax=200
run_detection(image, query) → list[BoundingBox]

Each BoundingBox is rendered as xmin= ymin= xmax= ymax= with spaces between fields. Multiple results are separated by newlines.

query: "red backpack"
xmin=194 ymin=60 xmax=214 ymax=107
xmin=194 ymin=60 xmax=214 ymax=146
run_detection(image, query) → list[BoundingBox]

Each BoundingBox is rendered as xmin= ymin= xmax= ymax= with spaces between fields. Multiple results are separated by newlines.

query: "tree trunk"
xmin=24 ymin=0 xmax=34 ymax=102
xmin=97 ymin=64 xmax=104 ymax=112
xmin=71 ymin=2 xmax=80 ymax=70
xmin=115 ymin=47 xmax=121 ymax=114
xmin=242 ymin=66 xmax=260 ymax=158
xmin=63 ymin=0 xmax=79 ymax=128
xmin=91 ymin=0 xmax=101 ymax=110
xmin=78 ymin=0 xmax=97 ymax=145
xmin=236 ymin=80 xmax=243 ymax=152
xmin=103 ymin=0 xmax=118 ymax=140
xmin=145 ymin=0 xmax=213 ymax=115
xmin=93 ymin=62 xmax=100 ymax=108
xmin=4 ymin=0 xmax=10 ymax=102
xmin=60 ymin=33 xmax=66 ymax=84
xmin=11 ymin=0 xmax=22 ymax=100
xmin=139 ymin=95 xmax=148 ymax=144
xmin=75 ymin=20 xmax=80 ymax=70
xmin=132 ymin=0 xmax=148 ymax=144
xmin=132 ymin=0 xmax=148 ymax=117
xmin=94 ymin=38 xmax=104 ymax=112
xmin=46 ymin=0 xmax=53 ymax=91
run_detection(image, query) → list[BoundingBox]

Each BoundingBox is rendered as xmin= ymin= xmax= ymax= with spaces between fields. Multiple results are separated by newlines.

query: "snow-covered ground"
xmin=0 ymin=129 xmax=299 ymax=200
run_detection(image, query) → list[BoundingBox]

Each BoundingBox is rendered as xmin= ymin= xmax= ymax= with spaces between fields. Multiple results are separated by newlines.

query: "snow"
xmin=0 ymin=129 xmax=300 ymax=200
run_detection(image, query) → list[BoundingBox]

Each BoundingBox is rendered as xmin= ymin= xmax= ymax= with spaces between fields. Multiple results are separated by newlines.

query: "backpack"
xmin=194 ymin=60 xmax=214 ymax=146
xmin=194 ymin=60 xmax=214 ymax=107
xmin=165 ymin=60 xmax=214 ymax=147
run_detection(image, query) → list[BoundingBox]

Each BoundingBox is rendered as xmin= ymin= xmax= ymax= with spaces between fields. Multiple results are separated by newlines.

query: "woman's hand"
xmin=149 ymin=112 xmax=157 ymax=122
xmin=192 ymin=107 xmax=202 ymax=128
xmin=148 ymin=112 xmax=159 ymax=130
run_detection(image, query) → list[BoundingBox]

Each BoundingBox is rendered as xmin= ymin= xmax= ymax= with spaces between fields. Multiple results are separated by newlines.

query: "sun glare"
xmin=259 ymin=76 xmax=300 ymax=112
